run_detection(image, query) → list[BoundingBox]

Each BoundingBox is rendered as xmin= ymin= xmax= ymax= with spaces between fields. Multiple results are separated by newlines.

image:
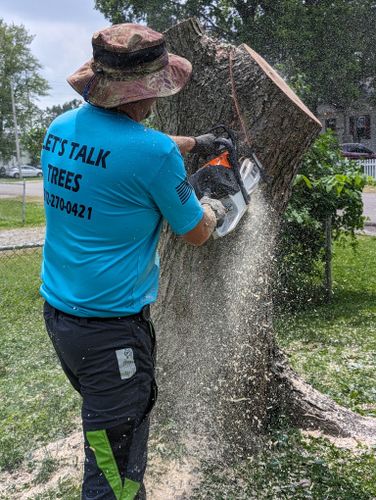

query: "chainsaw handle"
xmin=212 ymin=137 xmax=238 ymax=163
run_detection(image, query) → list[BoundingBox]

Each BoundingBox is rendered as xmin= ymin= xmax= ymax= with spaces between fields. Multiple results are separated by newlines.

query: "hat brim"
xmin=67 ymin=53 xmax=192 ymax=108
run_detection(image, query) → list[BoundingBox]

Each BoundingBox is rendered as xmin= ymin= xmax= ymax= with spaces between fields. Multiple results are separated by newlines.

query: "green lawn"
xmin=197 ymin=236 xmax=376 ymax=499
xmin=276 ymin=236 xmax=376 ymax=418
xmin=196 ymin=429 xmax=376 ymax=499
xmin=0 ymin=250 xmax=79 ymax=472
xmin=0 ymin=198 xmax=45 ymax=229
xmin=0 ymin=238 xmax=375 ymax=498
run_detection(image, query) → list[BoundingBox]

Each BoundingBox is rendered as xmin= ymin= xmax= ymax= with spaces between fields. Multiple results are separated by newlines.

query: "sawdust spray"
xmin=151 ymin=191 xmax=277 ymax=495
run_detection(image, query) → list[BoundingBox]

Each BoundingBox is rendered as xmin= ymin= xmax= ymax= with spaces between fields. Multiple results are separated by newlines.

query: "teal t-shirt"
xmin=40 ymin=104 xmax=203 ymax=317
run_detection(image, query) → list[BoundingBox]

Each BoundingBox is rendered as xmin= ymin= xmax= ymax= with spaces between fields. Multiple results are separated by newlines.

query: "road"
xmin=362 ymin=192 xmax=376 ymax=235
xmin=363 ymin=192 xmax=376 ymax=224
xmin=0 ymin=179 xmax=44 ymax=199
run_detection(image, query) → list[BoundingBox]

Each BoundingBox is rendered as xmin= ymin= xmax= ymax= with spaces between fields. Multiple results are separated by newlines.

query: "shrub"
xmin=276 ymin=131 xmax=369 ymax=307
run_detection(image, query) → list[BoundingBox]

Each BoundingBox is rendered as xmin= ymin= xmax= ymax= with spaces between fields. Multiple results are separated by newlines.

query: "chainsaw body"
xmin=189 ymin=126 xmax=262 ymax=238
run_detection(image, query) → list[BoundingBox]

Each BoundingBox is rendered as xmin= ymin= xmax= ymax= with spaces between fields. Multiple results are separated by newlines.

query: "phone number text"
xmin=44 ymin=189 xmax=93 ymax=220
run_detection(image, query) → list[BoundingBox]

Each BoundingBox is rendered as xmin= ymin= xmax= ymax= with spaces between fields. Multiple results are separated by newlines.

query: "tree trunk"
xmin=155 ymin=18 xmax=321 ymax=213
xmin=152 ymin=18 xmax=376 ymax=451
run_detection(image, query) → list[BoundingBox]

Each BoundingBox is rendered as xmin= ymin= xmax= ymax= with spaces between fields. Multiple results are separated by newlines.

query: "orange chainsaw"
xmin=189 ymin=125 xmax=262 ymax=238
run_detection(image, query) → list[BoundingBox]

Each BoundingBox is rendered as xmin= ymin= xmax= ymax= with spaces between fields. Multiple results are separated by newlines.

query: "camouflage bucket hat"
xmin=67 ymin=24 xmax=192 ymax=108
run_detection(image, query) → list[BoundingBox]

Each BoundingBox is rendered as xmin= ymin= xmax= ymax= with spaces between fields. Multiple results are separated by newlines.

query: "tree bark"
xmin=152 ymin=18 xmax=376 ymax=450
xmin=155 ymin=18 xmax=321 ymax=213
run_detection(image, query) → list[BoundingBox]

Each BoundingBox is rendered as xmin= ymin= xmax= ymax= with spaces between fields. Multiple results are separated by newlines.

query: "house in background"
xmin=317 ymin=93 xmax=376 ymax=151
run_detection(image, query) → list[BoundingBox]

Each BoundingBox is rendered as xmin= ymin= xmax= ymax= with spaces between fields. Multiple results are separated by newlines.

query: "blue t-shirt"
xmin=40 ymin=104 xmax=203 ymax=317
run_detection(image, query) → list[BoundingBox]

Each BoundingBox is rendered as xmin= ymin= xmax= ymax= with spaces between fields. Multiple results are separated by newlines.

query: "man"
xmin=41 ymin=23 xmax=224 ymax=500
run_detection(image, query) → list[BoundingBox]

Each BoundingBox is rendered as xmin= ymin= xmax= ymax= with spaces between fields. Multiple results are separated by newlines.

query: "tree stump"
xmin=152 ymin=18 xmax=376 ymax=453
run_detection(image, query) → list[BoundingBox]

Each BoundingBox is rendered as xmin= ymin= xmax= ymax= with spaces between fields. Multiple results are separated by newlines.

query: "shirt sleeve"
xmin=148 ymin=145 xmax=204 ymax=235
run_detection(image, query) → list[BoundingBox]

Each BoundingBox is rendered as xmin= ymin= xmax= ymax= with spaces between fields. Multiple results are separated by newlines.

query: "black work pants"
xmin=43 ymin=301 xmax=157 ymax=500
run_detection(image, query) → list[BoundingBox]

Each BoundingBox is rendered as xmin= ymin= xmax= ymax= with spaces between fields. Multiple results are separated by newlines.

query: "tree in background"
xmin=0 ymin=19 xmax=49 ymax=163
xmin=21 ymin=99 xmax=82 ymax=165
xmin=94 ymin=0 xmax=376 ymax=110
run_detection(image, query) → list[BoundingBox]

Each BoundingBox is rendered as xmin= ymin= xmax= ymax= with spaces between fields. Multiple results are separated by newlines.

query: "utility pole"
xmin=10 ymin=78 xmax=26 ymax=224
xmin=10 ymin=79 xmax=23 ymax=180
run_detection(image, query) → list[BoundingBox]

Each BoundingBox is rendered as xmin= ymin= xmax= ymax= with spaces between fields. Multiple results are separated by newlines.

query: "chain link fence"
xmin=0 ymin=180 xmax=27 ymax=225
xmin=0 ymin=245 xmax=43 ymax=293
xmin=0 ymin=226 xmax=44 ymax=265
xmin=0 ymin=179 xmax=44 ymax=279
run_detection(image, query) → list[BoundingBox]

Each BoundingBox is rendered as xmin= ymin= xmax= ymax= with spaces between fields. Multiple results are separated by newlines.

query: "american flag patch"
xmin=176 ymin=177 xmax=193 ymax=205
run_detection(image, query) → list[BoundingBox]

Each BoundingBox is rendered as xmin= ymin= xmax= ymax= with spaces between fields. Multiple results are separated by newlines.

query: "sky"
xmin=1 ymin=0 xmax=110 ymax=108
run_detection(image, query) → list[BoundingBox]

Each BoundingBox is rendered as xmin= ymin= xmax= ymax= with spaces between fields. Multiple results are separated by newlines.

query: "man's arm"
xmin=181 ymin=205 xmax=217 ymax=246
xmin=169 ymin=134 xmax=217 ymax=156
xmin=147 ymin=139 xmax=224 ymax=246
xmin=169 ymin=136 xmax=195 ymax=155
xmin=163 ymin=135 xmax=225 ymax=245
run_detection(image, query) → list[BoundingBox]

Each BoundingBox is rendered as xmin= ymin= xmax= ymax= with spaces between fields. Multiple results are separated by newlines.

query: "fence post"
xmin=22 ymin=180 xmax=26 ymax=225
xmin=324 ymin=216 xmax=332 ymax=301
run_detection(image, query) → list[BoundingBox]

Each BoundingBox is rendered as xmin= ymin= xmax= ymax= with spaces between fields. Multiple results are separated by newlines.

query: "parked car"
xmin=7 ymin=165 xmax=43 ymax=178
xmin=340 ymin=143 xmax=376 ymax=160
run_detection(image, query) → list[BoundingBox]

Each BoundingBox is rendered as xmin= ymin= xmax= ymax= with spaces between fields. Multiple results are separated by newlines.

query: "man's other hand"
xmin=200 ymin=196 xmax=226 ymax=227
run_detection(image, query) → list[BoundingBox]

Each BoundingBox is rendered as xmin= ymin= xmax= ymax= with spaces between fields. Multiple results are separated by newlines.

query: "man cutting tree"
xmin=40 ymin=23 xmax=225 ymax=499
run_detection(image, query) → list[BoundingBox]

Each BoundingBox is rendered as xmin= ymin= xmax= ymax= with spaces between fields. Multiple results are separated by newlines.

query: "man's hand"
xmin=181 ymin=198 xmax=226 ymax=246
xmin=181 ymin=205 xmax=216 ymax=246
xmin=169 ymin=134 xmax=218 ymax=156
xmin=191 ymin=134 xmax=218 ymax=157
xmin=200 ymin=196 xmax=226 ymax=227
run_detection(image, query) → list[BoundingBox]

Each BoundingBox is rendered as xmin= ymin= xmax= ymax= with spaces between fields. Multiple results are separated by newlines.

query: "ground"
xmin=0 ymin=238 xmax=375 ymax=499
xmin=0 ymin=183 xmax=375 ymax=498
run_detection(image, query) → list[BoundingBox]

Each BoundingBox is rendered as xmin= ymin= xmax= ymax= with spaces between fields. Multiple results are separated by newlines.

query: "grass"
xmin=275 ymin=236 xmax=376 ymax=418
xmin=0 ymin=198 xmax=45 ymax=229
xmin=31 ymin=479 xmax=80 ymax=499
xmin=0 ymin=238 xmax=375 ymax=498
xmin=0 ymin=250 xmax=80 ymax=472
xmin=0 ymin=177 xmax=43 ymax=183
xmin=33 ymin=456 xmax=59 ymax=485
xmin=195 ymin=428 xmax=376 ymax=499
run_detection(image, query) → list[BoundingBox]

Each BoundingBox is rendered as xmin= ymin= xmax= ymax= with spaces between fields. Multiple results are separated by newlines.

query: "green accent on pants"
xmin=86 ymin=429 xmax=140 ymax=500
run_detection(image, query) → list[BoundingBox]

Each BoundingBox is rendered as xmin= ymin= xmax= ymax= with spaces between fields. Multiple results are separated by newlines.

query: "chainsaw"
xmin=189 ymin=125 xmax=262 ymax=238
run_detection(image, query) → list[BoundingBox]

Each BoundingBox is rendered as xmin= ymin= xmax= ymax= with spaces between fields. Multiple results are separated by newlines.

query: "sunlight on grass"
xmin=0 ymin=198 xmax=45 ymax=229
xmin=276 ymin=236 xmax=376 ymax=417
